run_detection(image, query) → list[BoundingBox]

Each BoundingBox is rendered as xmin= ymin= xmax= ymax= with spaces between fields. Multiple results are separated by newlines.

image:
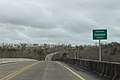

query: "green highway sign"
xmin=93 ymin=29 xmax=107 ymax=40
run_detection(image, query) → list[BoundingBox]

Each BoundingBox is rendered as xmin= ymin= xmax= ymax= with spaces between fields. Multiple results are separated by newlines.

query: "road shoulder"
xmin=57 ymin=61 xmax=107 ymax=80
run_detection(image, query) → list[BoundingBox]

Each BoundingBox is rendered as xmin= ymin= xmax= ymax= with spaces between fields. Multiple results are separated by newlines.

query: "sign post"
xmin=93 ymin=29 xmax=107 ymax=61
xmin=99 ymin=40 xmax=101 ymax=61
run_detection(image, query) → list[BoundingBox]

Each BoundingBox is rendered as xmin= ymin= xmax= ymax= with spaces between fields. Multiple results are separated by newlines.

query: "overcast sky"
xmin=0 ymin=0 xmax=120 ymax=45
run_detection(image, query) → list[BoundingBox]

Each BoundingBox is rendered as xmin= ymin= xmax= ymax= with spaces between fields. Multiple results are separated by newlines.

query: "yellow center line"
xmin=0 ymin=61 xmax=40 ymax=80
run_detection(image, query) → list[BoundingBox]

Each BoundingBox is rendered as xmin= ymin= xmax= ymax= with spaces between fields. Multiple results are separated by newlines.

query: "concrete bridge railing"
xmin=58 ymin=59 xmax=120 ymax=80
xmin=0 ymin=58 xmax=37 ymax=64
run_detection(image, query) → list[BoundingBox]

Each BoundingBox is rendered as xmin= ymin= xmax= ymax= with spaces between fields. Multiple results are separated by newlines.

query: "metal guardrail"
xmin=59 ymin=59 xmax=120 ymax=80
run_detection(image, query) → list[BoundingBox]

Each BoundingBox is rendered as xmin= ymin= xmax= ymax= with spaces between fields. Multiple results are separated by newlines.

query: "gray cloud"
xmin=0 ymin=0 xmax=120 ymax=45
xmin=0 ymin=0 xmax=58 ymax=29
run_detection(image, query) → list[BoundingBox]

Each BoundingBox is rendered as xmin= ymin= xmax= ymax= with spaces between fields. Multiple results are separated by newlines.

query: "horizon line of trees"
xmin=0 ymin=42 xmax=120 ymax=62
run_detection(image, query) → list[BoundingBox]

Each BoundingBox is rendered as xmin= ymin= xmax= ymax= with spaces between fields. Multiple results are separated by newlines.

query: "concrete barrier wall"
xmin=59 ymin=59 xmax=120 ymax=80
xmin=0 ymin=58 xmax=37 ymax=64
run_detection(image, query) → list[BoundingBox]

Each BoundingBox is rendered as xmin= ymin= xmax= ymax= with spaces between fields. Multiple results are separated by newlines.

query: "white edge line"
xmin=56 ymin=62 xmax=86 ymax=80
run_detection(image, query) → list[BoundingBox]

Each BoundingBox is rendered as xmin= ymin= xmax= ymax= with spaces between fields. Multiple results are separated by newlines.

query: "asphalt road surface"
xmin=0 ymin=61 xmax=105 ymax=80
xmin=45 ymin=52 xmax=58 ymax=61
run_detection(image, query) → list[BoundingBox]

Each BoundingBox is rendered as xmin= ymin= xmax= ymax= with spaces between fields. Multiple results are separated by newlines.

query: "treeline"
xmin=0 ymin=42 xmax=120 ymax=62
xmin=0 ymin=43 xmax=52 ymax=60
xmin=52 ymin=42 xmax=120 ymax=62
xmin=0 ymin=43 xmax=69 ymax=60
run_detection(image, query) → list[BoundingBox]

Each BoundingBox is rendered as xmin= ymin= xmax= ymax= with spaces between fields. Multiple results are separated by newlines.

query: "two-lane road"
xmin=0 ymin=61 xmax=105 ymax=80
